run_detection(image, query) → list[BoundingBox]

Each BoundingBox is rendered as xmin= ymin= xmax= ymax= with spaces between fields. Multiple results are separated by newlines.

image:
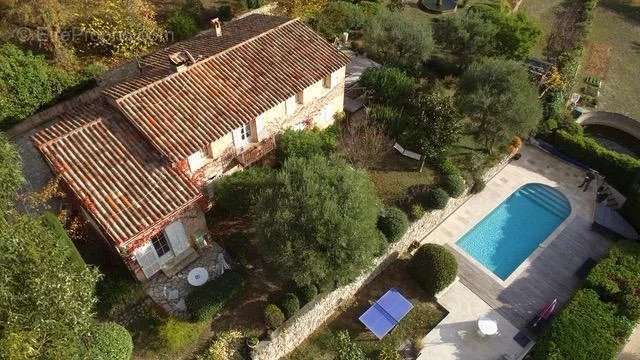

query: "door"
xmin=165 ymin=220 xmax=190 ymax=256
xmin=135 ymin=242 xmax=161 ymax=279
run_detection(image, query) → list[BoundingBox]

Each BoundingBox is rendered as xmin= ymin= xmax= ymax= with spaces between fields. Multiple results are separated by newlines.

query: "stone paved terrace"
xmin=419 ymin=144 xmax=613 ymax=358
xmin=146 ymin=243 xmax=228 ymax=317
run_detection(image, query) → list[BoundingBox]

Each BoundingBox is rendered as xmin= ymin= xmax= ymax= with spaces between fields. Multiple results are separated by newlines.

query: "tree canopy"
xmin=0 ymin=213 xmax=101 ymax=359
xmin=254 ymin=155 xmax=382 ymax=287
xmin=364 ymin=10 xmax=433 ymax=71
xmin=457 ymin=57 xmax=543 ymax=152
xmin=402 ymin=91 xmax=464 ymax=168
xmin=274 ymin=0 xmax=328 ymax=19
xmin=312 ymin=1 xmax=367 ymax=40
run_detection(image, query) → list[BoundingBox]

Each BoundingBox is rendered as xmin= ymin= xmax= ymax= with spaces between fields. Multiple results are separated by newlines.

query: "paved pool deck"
xmin=418 ymin=144 xmax=613 ymax=359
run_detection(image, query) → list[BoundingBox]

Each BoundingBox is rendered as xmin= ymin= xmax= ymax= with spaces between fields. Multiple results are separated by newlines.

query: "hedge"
xmin=276 ymin=127 xmax=337 ymax=162
xmin=185 ymin=271 xmax=245 ymax=322
xmin=280 ymin=293 xmax=300 ymax=319
xmin=377 ymin=207 xmax=409 ymax=242
xmin=530 ymin=289 xmax=632 ymax=360
xmin=40 ymin=212 xmax=85 ymax=269
xmin=264 ymin=304 xmax=285 ymax=329
xmin=549 ymin=130 xmax=640 ymax=194
xmin=88 ymin=322 xmax=133 ymax=360
xmin=409 ymin=244 xmax=457 ymax=296
xmin=425 ymin=188 xmax=450 ymax=210
xmin=212 ymin=167 xmax=271 ymax=216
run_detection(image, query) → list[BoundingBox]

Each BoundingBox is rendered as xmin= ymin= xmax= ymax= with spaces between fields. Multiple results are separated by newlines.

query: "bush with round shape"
xmin=409 ymin=244 xmax=457 ymax=296
xmin=377 ymin=207 xmax=409 ymax=242
xmin=88 ymin=322 xmax=133 ymax=360
xmin=264 ymin=304 xmax=285 ymax=329
xmin=297 ymin=284 xmax=318 ymax=305
xmin=442 ymin=173 xmax=465 ymax=198
xmin=471 ymin=178 xmax=486 ymax=194
xmin=280 ymin=293 xmax=300 ymax=319
xmin=425 ymin=188 xmax=449 ymax=210
xmin=166 ymin=10 xmax=199 ymax=40
xmin=410 ymin=204 xmax=425 ymax=221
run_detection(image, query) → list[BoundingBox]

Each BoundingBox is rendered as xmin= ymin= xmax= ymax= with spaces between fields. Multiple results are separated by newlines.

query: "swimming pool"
xmin=456 ymin=183 xmax=571 ymax=280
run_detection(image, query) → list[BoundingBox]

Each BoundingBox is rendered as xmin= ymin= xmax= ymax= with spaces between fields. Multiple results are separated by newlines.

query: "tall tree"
xmin=402 ymin=91 xmax=464 ymax=171
xmin=1 ymin=0 xmax=78 ymax=66
xmin=483 ymin=8 xmax=541 ymax=61
xmin=254 ymin=156 xmax=382 ymax=287
xmin=457 ymin=58 xmax=543 ymax=153
xmin=432 ymin=11 xmax=499 ymax=67
xmin=364 ymin=10 xmax=433 ymax=71
xmin=274 ymin=0 xmax=328 ymax=19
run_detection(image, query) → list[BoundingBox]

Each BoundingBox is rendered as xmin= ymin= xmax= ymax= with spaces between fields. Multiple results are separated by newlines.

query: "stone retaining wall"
xmin=251 ymin=154 xmax=514 ymax=360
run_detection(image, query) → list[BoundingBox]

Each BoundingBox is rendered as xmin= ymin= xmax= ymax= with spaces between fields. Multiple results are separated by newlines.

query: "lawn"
xmin=575 ymin=0 xmax=640 ymax=119
xmin=518 ymin=0 xmax=566 ymax=57
xmin=285 ymin=259 xmax=447 ymax=360
xmin=368 ymin=151 xmax=437 ymax=205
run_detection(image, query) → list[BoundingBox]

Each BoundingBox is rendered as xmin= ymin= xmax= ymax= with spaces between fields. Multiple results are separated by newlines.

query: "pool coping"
xmin=448 ymin=183 xmax=580 ymax=288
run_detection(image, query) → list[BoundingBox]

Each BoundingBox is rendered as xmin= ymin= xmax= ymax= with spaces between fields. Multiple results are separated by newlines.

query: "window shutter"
xmin=165 ymin=221 xmax=190 ymax=255
xmin=135 ymin=242 xmax=161 ymax=279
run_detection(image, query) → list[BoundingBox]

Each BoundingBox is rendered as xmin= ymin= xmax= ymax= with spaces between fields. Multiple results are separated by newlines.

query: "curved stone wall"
xmin=577 ymin=111 xmax=640 ymax=141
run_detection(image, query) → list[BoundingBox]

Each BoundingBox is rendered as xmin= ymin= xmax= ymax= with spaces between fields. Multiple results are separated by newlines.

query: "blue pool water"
xmin=456 ymin=183 xmax=571 ymax=280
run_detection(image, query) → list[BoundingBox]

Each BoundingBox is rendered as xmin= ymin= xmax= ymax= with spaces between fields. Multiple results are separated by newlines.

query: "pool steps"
xmin=518 ymin=184 xmax=571 ymax=218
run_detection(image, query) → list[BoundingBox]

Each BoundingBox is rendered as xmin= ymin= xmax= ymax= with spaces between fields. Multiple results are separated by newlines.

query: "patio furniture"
xmin=477 ymin=317 xmax=498 ymax=337
xmin=359 ymin=288 xmax=414 ymax=339
xmin=187 ymin=267 xmax=209 ymax=286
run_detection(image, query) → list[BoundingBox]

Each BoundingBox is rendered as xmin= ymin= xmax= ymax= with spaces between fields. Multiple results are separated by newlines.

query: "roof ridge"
xmin=114 ymin=17 xmax=300 ymax=104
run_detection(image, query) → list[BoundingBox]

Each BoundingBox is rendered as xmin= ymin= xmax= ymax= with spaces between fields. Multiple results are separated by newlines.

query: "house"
xmin=33 ymin=14 xmax=350 ymax=282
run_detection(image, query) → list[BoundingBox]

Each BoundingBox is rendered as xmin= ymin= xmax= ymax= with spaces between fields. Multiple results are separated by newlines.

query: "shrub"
xmin=586 ymin=243 xmax=640 ymax=302
xmin=409 ymin=244 xmax=457 ymax=296
xmin=441 ymin=173 xmax=465 ymax=198
xmin=88 ymin=322 xmax=133 ymax=360
xmin=377 ymin=207 xmax=409 ymax=242
xmin=470 ymin=178 xmax=486 ymax=194
xmin=531 ymin=289 xmax=633 ymax=360
xmin=368 ymin=105 xmax=405 ymax=138
xmin=378 ymin=345 xmax=400 ymax=360
xmin=280 ymin=293 xmax=301 ymax=318
xmin=549 ymin=130 xmax=640 ymax=194
xmin=410 ymin=204 xmax=425 ymax=221
xmin=621 ymin=293 xmax=640 ymax=322
xmin=82 ymin=63 xmax=108 ymax=79
xmin=264 ymin=304 xmax=285 ymax=329
xmin=167 ymin=10 xmax=199 ymax=40
xmin=0 ymin=44 xmax=80 ymax=129
xmin=156 ymin=318 xmax=206 ymax=352
xmin=297 ymin=284 xmax=318 ymax=304
xmin=425 ymin=188 xmax=449 ymax=210
xmin=186 ymin=271 xmax=245 ymax=322
xmin=217 ymin=5 xmax=233 ymax=21
xmin=245 ymin=0 xmax=263 ymax=9
xmin=95 ymin=271 xmax=144 ymax=318
xmin=313 ymin=1 xmax=366 ymax=39
xmin=334 ymin=330 xmax=366 ymax=360
xmin=40 ymin=211 xmax=85 ymax=269
xmin=212 ymin=167 xmax=271 ymax=216
xmin=359 ymin=66 xmax=417 ymax=104
xmin=277 ymin=128 xmax=337 ymax=162
xmin=317 ymin=278 xmax=336 ymax=293
xmin=203 ymin=330 xmax=244 ymax=360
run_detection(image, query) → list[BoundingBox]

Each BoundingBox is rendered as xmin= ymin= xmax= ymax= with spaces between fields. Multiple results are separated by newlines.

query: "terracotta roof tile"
xmin=108 ymin=15 xmax=350 ymax=161
xmin=33 ymin=102 xmax=202 ymax=248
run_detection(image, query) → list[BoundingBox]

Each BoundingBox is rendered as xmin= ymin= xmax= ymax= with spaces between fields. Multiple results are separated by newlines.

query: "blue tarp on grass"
xmin=358 ymin=289 xmax=413 ymax=339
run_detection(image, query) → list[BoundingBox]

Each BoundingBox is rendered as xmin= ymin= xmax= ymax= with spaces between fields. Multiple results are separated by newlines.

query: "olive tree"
xmin=364 ymin=10 xmax=433 ymax=71
xmin=457 ymin=58 xmax=542 ymax=153
xmin=254 ymin=155 xmax=382 ymax=287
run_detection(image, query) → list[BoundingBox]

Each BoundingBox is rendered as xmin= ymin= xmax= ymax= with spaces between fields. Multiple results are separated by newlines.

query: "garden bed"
xmin=285 ymin=258 xmax=447 ymax=359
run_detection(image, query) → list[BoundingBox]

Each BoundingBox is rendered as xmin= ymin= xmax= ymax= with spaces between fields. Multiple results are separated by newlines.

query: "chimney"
xmin=211 ymin=18 xmax=222 ymax=37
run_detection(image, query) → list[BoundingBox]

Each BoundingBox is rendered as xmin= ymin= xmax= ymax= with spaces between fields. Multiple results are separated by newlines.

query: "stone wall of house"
xmin=250 ymin=154 xmax=514 ymax=360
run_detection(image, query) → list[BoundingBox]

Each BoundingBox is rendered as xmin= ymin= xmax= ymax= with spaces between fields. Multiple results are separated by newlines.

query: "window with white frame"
xmin=240 ymin=123 xmax=251 ymax=141
xmin=151 ymin=232 xmax=171 ymax=257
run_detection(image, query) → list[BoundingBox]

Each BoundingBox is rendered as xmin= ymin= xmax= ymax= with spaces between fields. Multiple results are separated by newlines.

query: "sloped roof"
xmin=106 ymin=14 xmax=350 ymax=162
xmin=33 ymin=102 xmax=202 ymax=248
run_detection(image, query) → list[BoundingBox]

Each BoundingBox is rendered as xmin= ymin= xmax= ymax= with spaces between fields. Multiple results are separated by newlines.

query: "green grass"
xmin=576 ymin=0 xmax=640 ymax=119
xmin=368 ymin=151 xmax=437 ymax=205
xmin=519 ymin=0 xmax=567 ymax=57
